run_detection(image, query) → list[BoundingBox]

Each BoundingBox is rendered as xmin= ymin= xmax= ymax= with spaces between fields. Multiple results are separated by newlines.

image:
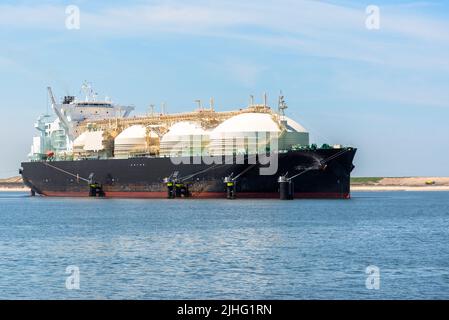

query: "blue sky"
xmin=1 ymin=0 xmax=448 ymax=177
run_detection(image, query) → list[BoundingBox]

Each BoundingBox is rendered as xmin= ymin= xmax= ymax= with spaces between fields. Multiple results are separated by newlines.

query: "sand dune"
xmin=0 ymin=176 xmax=29 ymax=192
xmin=352 ymin=185 xmax=449 ymax=191
xmin=352 ymin=177 xmax=449 ymax=191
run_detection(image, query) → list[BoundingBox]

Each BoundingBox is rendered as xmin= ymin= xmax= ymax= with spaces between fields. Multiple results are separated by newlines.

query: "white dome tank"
xmin=160 ymin=121 xmax=210 ymax=157
xmin=72 ymin=130 xmax=108 ymax=159
xmin=73 ymin=132 xmax=88 ymax=154
xmin=209 ymin=113 xmax=279 ymax=156
xmin=209 ymin=113 xmax=309 ymax=155
xmin=114 ymin=125 xmax=159 ymax=158
xmin=73 ymin=131 xmax=105 ymax=152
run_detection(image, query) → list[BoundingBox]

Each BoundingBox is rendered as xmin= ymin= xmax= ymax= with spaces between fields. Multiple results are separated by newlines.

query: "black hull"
xmin=20 ymin=148 xmax=356 ymax=199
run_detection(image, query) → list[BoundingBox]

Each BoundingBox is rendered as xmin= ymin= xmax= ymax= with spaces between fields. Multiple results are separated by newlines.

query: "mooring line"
xmin=42 ymin=162 xmax=89 ymax=183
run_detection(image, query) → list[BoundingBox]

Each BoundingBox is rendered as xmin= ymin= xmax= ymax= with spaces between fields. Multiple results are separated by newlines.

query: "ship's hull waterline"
xmin=20 ymin=148 xmax=356 ymax=199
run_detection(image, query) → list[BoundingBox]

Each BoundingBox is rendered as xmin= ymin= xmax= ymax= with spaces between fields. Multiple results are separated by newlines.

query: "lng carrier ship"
xmin=20 ymin=83 xmax=356 ymax=199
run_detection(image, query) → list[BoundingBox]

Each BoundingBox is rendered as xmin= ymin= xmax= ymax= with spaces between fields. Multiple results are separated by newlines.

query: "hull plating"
xmin=21 ymin=149 xmax=356 ymax=199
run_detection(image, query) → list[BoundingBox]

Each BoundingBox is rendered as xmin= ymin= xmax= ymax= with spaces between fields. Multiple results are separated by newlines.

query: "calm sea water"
xmin=0 ymin=191 xmax=448 ymax=299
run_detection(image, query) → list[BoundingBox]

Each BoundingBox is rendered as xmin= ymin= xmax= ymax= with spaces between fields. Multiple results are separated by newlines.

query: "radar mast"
xmin=278 ymin=91 xmax=288 ymax=118
xmin=81 ymin=81 xmax=97 ymax=102
xmin=278 ymin=91 xmax=289 ymax=129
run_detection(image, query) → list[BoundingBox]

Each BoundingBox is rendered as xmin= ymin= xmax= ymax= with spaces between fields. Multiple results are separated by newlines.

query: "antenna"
xmin=263 ymin=92 xmax=267 ymax=107
xmin=81 ymin=81 xmax=89 ymax=101
xmin=249 ymin=95 xmax=254 ymax=107
xmin=278 ymin=90 xmax=288 ymax=117
xmin=210 ymin=97 xmax=215 ymax=111
xmin=81 ymin=81 xmax=96 ymax=102
xmin=195 ymin=99 xmax=202 ymax=111
xmin=161 ymin=102 xmax=167 ymax=115
xmin=149 ymin=104 xmax=155 ymax=117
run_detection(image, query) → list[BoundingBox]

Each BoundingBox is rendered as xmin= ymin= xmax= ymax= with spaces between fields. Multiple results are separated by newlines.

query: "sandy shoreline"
xmin=351 ymin=186 xmax=449 ymax=192
xmin=0 ymin=187 xmax=30 ymax=192
xmin=351 ymin=177 xmax=449 ymax=192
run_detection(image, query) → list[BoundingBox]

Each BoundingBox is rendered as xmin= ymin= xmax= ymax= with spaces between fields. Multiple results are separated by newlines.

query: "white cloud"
xmin=1 ymin=1 xmax=449 ymax=72
xmin=0 ymin=4 xmax=64 ymax=29
xmin=1 ymin=1 xmax=448 ymax=40
xmin=0 ymin=0 xmax=449 ymax=105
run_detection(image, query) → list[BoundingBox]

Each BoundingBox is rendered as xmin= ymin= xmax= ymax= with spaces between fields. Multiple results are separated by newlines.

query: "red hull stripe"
xmin=41 ymin=191 xmax=350 ymax=199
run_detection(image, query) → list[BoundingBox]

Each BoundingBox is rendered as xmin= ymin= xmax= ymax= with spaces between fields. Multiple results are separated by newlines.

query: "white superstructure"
xmin=29 ymin=82 xmax=134 ymax=160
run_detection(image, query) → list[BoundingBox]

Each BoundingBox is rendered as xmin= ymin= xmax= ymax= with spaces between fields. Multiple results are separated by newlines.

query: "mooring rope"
xmin=288 ymin=148 xmax=351 ymax=181
xmin=180 ymin=164 xmax=226 ymax=182
xmin=233 ymin=164 xmax=257 ymax=180
xmin=42 ymin=162 xmax=89 ymax=183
